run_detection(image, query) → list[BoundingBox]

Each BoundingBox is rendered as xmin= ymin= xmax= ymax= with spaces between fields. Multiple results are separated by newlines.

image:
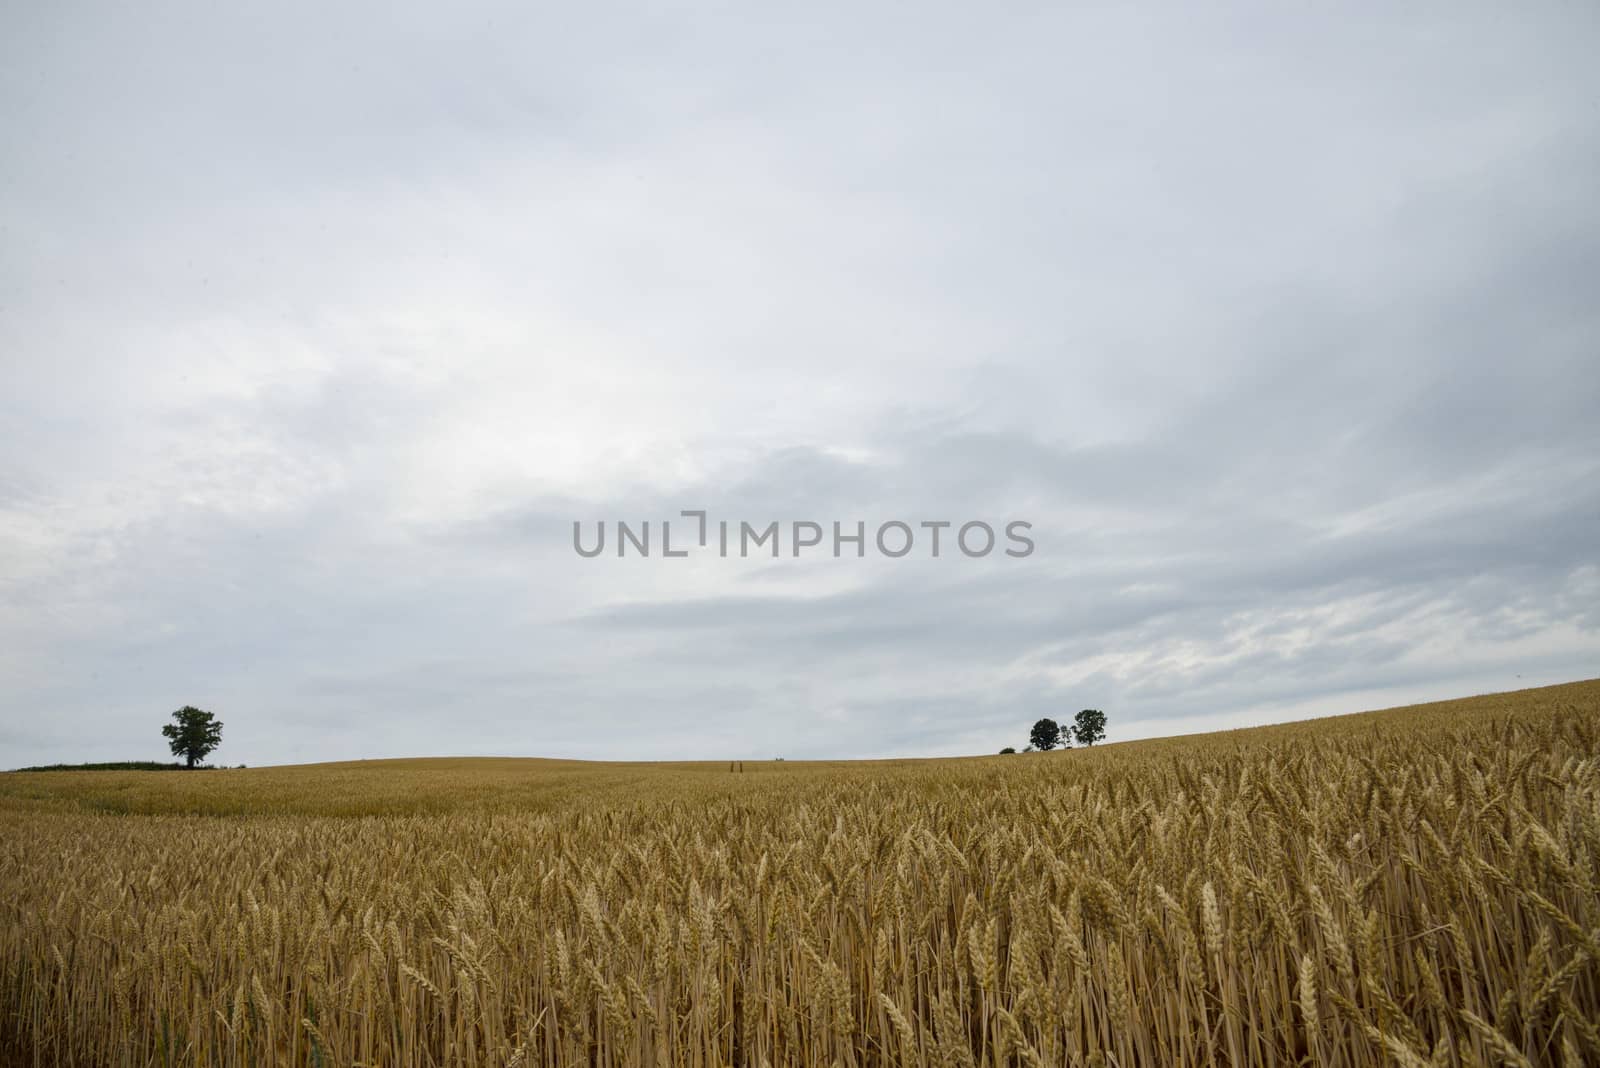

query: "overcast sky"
xmin=2 ymin=3 xmax=1596 ymax=766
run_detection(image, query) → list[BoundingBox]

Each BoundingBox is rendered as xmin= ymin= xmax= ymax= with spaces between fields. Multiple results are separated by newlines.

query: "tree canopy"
xmin=161 ymin=706 xmax=223 ymax=768
xmin=1073 ymin=708 xmax=1107 ymax=747
xmin=1029 ymin=717 xmax=1061 ymax=751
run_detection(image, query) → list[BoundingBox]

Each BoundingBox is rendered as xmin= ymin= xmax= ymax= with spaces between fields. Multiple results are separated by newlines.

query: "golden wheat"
xmin=2 ymin=680 xmax=1598 ymax=1065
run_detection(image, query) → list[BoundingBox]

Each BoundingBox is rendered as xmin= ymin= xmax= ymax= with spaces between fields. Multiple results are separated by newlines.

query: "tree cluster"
xmin=1001 ymin=709 xmax=1107 ymax=753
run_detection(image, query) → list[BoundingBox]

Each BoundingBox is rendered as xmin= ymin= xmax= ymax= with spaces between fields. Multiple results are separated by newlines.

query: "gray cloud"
xmin=2 ymin=2 xmax=1597 ymax=766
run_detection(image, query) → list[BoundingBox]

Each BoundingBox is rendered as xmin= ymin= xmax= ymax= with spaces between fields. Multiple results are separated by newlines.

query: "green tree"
xmin=999 ymin=746 xmax=1017 ymax=754
xmin=1073 ymin=708 xmax=1107 ymax=747
xmin=161 ymin=706 xmax=223 ymax=768
xmin=1029 ymin=717 xmax=1061 ymax=751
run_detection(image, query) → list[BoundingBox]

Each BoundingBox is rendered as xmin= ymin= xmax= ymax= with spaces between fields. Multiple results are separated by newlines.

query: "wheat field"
xmin=2 ymin=680 xmax=1598 ymax=1066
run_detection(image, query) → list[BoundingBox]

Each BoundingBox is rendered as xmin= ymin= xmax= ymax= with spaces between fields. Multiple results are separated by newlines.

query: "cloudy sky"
xmin=2 ymin=3 xmax=1596 ymax=766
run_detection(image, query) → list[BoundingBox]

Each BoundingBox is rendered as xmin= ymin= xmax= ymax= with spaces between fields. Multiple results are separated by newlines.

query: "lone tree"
xmin=1029 ymin=717 xmax=1061 ymax=751
xmin=1073 ymin=708 xmax=1107 ymax=747
xmin=999 ymin=746 xmax=1017 ymax=754
xmin=162 ymin=706 xmax=223 ymax=768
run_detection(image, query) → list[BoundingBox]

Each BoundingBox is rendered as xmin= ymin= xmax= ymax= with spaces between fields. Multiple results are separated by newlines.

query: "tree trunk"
xmin=186 ymin=753 xmax=195 ymax=769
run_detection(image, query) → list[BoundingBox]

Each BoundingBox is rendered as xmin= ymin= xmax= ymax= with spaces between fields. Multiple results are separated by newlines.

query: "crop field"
xmin=2 ymin=680 xmax=1598 ymax=1067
